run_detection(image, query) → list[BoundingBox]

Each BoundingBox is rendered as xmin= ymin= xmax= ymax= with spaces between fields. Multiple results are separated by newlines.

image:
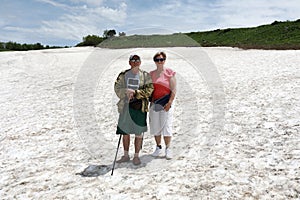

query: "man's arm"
xmin=135 ymin=72 xmax=154 ymax=99
xmin=114 ymin=72 xmax=127 ymax=99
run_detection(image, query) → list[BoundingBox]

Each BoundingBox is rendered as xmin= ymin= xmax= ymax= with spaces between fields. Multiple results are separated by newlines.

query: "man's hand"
xmin=126 ymin=89 xmax=135 ymax=100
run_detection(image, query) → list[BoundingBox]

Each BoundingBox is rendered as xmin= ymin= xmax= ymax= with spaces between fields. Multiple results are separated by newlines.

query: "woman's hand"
xmin=164 ymin=102 xmax=172 ymax=111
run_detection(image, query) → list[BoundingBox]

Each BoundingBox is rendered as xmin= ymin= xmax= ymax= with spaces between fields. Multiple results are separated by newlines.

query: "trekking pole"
xmin=111 ymin=134 xmax=122 ymax=176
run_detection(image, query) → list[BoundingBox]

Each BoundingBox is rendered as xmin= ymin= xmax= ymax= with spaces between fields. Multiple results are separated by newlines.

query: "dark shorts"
xmin=116 ymin=105 xmax=147 ymax=135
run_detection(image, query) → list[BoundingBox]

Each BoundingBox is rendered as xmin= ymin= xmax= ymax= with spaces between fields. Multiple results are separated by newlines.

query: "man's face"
xmin=129 ymin=56 xmax=141 ymax=68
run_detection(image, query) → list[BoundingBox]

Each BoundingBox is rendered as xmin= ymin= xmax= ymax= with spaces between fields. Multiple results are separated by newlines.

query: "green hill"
xmin=187 ymin=19 xmax=300 ymax=50
xmin=98 ymin=19 xmax=300 ymax=50
xmin=97 ymin=33 xmax=200 ymax=49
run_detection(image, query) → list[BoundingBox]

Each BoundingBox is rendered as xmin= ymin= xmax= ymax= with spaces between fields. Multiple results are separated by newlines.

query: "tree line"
xmin=0 ymin=29 xmax=124 ymax=51
xmin=0 ymin=41 xmax=67 ymax=51
xmin=76 ymin=29 xmax=126 ymax=47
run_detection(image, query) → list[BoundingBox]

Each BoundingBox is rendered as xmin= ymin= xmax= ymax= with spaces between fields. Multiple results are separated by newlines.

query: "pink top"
xmin=150 ymin=68 xmax=176 ymax=100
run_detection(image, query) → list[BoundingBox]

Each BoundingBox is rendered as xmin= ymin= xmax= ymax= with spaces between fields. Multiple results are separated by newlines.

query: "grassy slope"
xmin=98 ymin=20 xmax=300 ymax=49
xmin=186 ymin=20 xmax=300 ymax=49
xmin=98 ymin=33 xmax=200 ymax=49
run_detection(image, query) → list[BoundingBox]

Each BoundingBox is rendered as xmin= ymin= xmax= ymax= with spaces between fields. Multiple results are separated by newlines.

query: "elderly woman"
xmin=149 ymin=52 xmax=176 ymax=160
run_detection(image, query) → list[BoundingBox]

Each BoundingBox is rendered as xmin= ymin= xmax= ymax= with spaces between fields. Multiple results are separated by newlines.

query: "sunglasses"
xmin=130 ymin=59 xmax=140 ymax=63
xmin=154 ymin=58 xmax=165 ymax=62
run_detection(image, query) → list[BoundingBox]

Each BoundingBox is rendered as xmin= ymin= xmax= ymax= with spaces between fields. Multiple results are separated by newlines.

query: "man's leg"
xmin=133 ymin=135 xmax=142 ymax=165
xmin=116 ymin=134 xmax=130 ymax=163
xmin=123 ymin=134 xmax=130 ymax=155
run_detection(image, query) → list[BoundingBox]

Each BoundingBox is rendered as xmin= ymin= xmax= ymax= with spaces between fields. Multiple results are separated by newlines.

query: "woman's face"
xmin=154 ymin=55 xmax=165 ymax=68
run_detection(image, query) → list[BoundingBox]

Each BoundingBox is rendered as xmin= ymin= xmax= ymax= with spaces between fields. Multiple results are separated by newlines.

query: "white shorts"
xmin=149 ymin=103 xmax=173 ymax=136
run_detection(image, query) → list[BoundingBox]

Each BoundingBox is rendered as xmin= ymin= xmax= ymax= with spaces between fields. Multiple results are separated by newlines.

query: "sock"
xmin=124 ymin=151 xmax=129 ymax=156
xmin=157 ymin=145 xmax=162 ymax=149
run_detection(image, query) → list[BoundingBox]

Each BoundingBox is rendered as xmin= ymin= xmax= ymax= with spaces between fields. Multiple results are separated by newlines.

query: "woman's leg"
xmin=155 ymin=135 xmax=162 ymax=146
xmin=163 ymin=107 xmax=173 ymax=159
xmin=163 ymin=136 xmax=171 ymax=148
xmin=150 ymin=105 xmax=163 ymax=156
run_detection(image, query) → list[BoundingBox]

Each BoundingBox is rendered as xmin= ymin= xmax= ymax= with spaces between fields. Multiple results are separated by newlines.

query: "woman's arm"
xmin=164 ymin=75 xmax=176 ymax=111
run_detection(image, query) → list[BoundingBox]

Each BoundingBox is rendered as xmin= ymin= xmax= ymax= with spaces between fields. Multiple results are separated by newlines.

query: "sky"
xmin=1 ymin=0 xmax=299 ymax=46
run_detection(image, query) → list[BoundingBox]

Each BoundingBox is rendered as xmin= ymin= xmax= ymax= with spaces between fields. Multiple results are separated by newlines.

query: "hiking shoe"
xmin=165 ymin=148 xmax=172 ymax=160
xmin=116 ymin=155 xmax=130 ymax=163
xmin=152 ymin=146 xmax=162 ymax=157
xmin=133 ymin=157 xmax=141 ymax=165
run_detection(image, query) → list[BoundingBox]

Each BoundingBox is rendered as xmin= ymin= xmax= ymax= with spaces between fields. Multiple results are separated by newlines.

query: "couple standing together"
xmin=114 ymin=52 xmax=176 ymax=165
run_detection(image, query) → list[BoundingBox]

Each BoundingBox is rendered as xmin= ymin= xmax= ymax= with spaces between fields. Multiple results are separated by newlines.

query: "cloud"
xmin=35 ymin=0 xmax=70 ymax=9
xmin=210 ymin=0 xmax=300 ymax=28
xmin=123 ymin=0 xmax=213 ymax=33
xmin=35 ymin=3 xmax=127 ymax=43
xmin=1 ymin=0 xmax=299 ymax=46
xmin=124 ymin=0 xmax=300 ymax=33
xmin=69 ymin=0 xmax=105 ymax=7
xmin=0 ymin=0 xmax=127 ymax=45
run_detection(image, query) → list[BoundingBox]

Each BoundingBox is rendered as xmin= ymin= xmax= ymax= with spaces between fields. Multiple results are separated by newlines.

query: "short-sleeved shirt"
xmin=125 ymin=70 xmax=140 ymax=90
xmin=150 ymin=68 xmax=176 ymax=100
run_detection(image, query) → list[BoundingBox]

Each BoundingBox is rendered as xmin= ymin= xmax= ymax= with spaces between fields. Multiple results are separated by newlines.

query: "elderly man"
xmin=114 ymin=54 xmax=153 ymax=165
